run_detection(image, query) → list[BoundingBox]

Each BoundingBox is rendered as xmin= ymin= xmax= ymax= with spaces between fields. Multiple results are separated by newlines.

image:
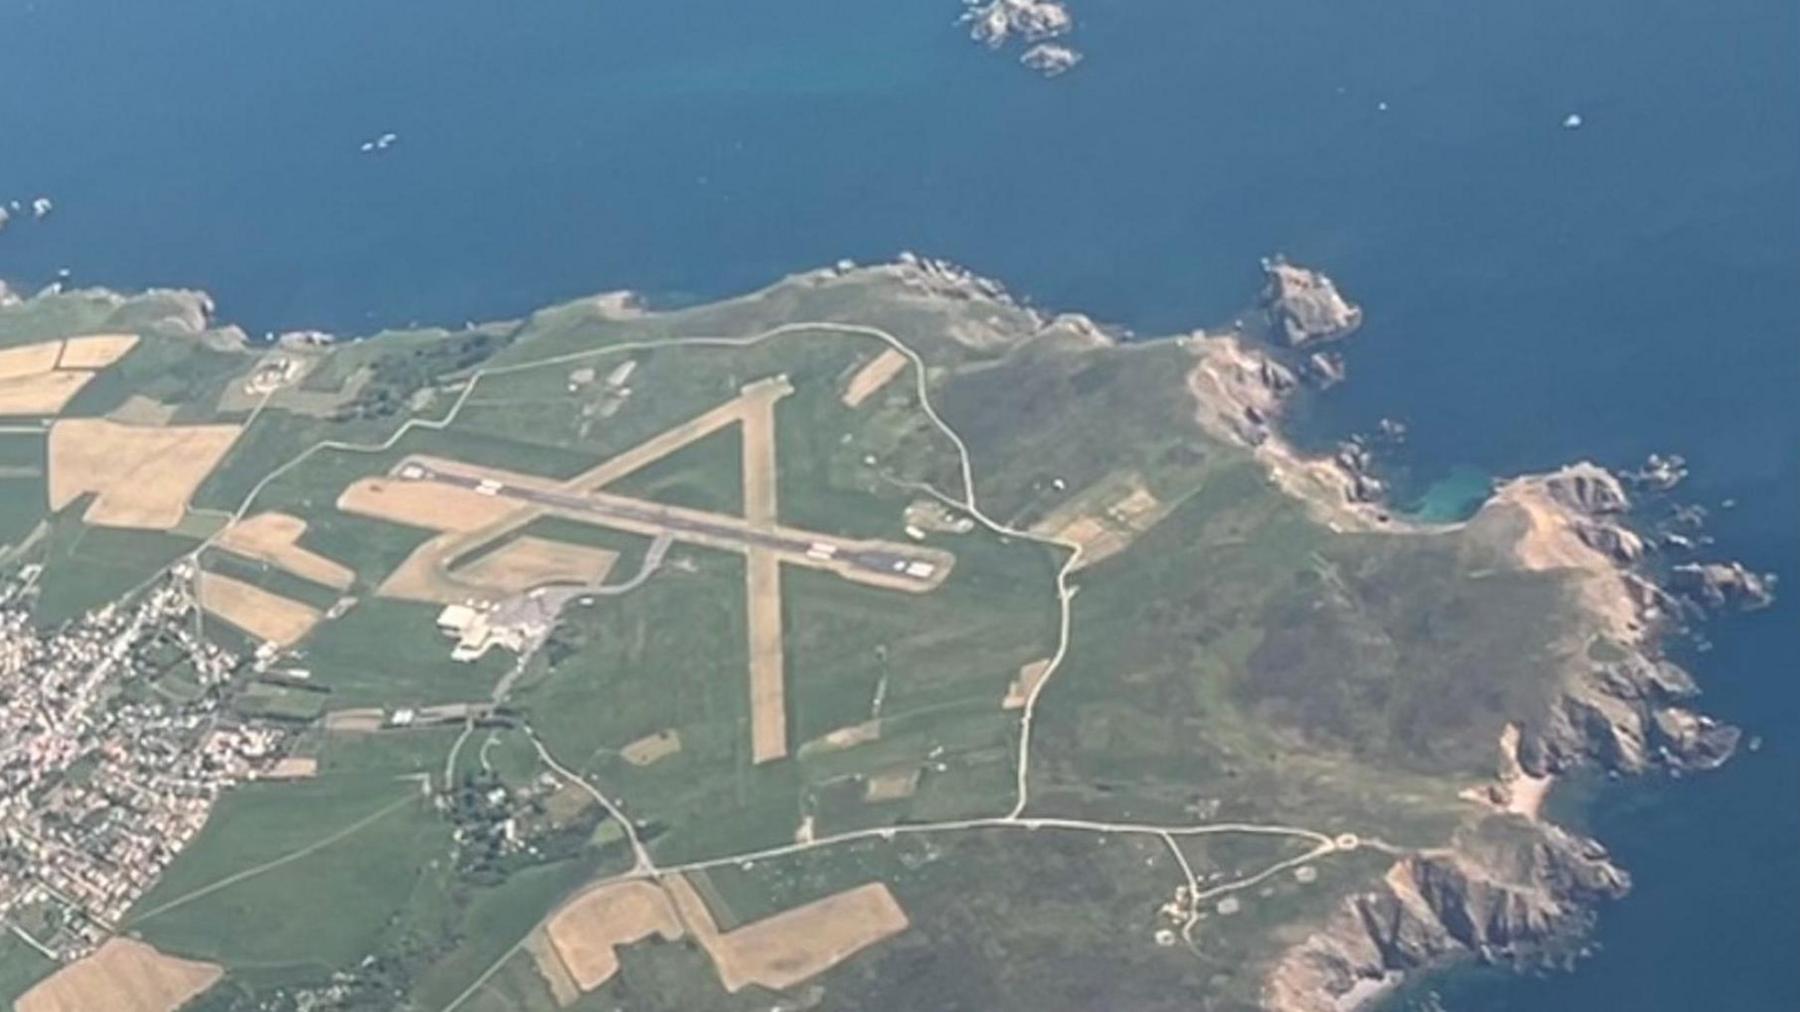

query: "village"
xmin=0 ymin=562 xmax=288 ymax=962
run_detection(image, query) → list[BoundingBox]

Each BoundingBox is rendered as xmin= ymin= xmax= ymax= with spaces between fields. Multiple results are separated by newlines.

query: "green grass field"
xmin=132 ymin=773 xmax=447 ymax=972
xmin=29 ymin=515 xmax=198 ymax=626
xmin=301 ymin=598 xmax=509 ymax=707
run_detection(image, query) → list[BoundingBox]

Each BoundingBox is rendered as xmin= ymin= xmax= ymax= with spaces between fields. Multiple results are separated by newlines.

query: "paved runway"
xmin=403 ymin=463 xmax=941 ymax=585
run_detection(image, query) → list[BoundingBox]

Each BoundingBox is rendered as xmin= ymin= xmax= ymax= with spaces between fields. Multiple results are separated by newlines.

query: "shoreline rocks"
xmin=1176 ymin=260 xmax=1769 ymax=1011
xmin=1261 ymin=256 xmax=1364 ymax=347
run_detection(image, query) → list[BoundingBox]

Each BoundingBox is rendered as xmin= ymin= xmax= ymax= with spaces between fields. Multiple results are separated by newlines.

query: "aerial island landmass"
xmin=0 ymin=256 xmax=1768 ymax=1011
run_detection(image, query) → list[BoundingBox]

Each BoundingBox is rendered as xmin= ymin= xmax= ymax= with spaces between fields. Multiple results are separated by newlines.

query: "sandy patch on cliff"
xmin=48 ymin=420 xmax=240 ymax=529
xmin=197 ymin=571 xmax=323 ymax=647
xmin=1485 ymin=480 xmax=1641 ymax=642
xmin=545 ymin=881 xmax=685 ymax=992
xmin=15 ymin=938 xmax=221 ymax=1012
xmin=215 ymin=512 xmax=356 ymax=591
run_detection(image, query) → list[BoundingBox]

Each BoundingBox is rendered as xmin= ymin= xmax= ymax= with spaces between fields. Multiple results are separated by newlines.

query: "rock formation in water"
xmin=1261 ymin=255 xmax=1364 ymax=347
xmin=1670 ymin=561 xmax=1777 ymax=611
xmin=1020 ymin=42 xmax=1082 ymax=76
xmin=960 ymin=0 xmax=1084 ymax=77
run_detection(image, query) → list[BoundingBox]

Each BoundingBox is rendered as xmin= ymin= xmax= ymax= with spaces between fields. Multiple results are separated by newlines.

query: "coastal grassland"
xmin=57 ymin=333 xmax=249 ymax=424
xmin=787 ymin=532 xmax=1061 ymax=737
xmin=300 ymin=598 xmax=510 ymax=707
xmin=781 ymin=531 xmax=1061 ymax=827
xmin=28 ymin=516 xmax=197 ymax=625
xmin=768 ymin=344 xmax=962 ymax=541
xmin=485 ymin=267 xmax=1043 ymax=372
xmin=936 ymin=337 xmax=1217 ymax=526
xmin=304 ymin=322 xmax=517 ymax=422
xmin=1177 ymin=840 xmax=1393 ymax=996
xmin=454 ymin=328 xmax=960 ymax=538
xmin=0 ymin=429 xmax=47 ymax=549
xmin=0 ymin=289 xmax=209 ymax=350
xmin=1023 ymin=449 xmax=1563 ymax=845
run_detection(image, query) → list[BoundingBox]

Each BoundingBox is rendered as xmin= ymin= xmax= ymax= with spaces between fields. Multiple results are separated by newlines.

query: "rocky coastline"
xmin=1176 ymin=259 xmax=1771 ymax=1010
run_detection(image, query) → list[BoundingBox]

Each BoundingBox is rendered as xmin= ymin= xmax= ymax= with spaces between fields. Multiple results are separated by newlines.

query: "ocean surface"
xmin=2 ymin=0 xmax=1794 ymax=1007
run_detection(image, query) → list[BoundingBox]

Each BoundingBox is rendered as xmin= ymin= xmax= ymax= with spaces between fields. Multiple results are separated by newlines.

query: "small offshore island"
xmin=0 ymin=257 xmax=1771 ymax=1012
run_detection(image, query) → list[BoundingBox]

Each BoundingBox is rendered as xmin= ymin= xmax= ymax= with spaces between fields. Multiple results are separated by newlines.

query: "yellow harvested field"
xmin=1003 ymin=658 xmax=1054 ymax=709
xmin=0 ymin=370 xmax=94 ymax=416
xmin=620 ymin=728 xmax=682 ymax=766
xmin=545 ymin=881 xmax=685 ymax=992
xmin=452 ymin=536 xmax=618 ymax=595
xmin=15 ymin=937 xmax=221 ymax=1012
xmin=526 ymin=931 xmax=582 ymax=1008
xmin=667 ymin=876 xmax=909 ymax=994
xmin=197 ymin=571 xmax=322 ymax=647
xmin=58 ymin=333 xmax=140 ymax=369
xmin=48 ymin=420 xmax=240 ymax=529
xmin=337 ymin=477 xmax=524 ymax=532
xmin=841 ymin=349 xmax=909 ymax=408
xmin=0 ymin=341 xmax=65 ymax=380
xmin=215 ymin=512 xmax=356 ymax=591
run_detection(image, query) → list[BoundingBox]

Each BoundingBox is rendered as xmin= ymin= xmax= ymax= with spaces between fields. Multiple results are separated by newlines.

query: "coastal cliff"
xmin=1178 ymin=260 xmax=1767 ymax=1010
xmin=1266 ymin=815 xmax=1628 ymax=1012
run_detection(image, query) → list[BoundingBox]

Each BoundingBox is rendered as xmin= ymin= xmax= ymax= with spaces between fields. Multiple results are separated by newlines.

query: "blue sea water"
xmin=1 ymin=0 xmax=1794 ymax=1008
